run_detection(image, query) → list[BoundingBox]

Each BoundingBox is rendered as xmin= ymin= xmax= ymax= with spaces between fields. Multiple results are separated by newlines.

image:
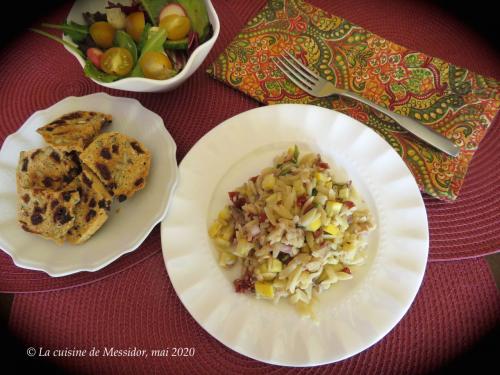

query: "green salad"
xmin=32 ymin=0 xmax=212 ymax=82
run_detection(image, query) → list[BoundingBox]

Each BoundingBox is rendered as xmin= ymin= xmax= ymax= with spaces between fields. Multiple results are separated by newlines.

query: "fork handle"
xmin=339 ymin=91 xmax=460 ymax=157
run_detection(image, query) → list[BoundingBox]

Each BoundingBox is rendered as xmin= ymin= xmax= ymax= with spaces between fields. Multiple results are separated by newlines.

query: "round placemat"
xmin=425 ymin=119 xmax=500 ymax=261
xmin=8 ymin=253 xmax=500 ymax=373
xmin=0 ymin=227 xmax=161 ymax=293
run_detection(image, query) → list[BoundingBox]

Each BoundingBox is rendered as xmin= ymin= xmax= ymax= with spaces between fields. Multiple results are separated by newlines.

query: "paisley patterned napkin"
xmin=207 ymin=0 xmax=500 ymax=201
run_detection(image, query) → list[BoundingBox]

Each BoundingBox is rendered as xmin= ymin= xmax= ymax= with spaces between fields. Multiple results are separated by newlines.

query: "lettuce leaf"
xmin=41 ymin=21 xmax=88 ymax=42
xmin=84 ymin=60 xmax=119 ymax=83
xmin=130 ymin=27 xmax=167 ymax=77
xmin=115 ymin=30 xmax=138 ymax=63
xmin=30 ymin=28 xmax=85 ymax=58
xmin=139 ymin=0 xmax=169 ymax=25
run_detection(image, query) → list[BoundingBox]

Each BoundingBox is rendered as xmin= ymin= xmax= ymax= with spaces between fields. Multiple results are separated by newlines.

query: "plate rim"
xmin=0 ymin=92 xmax=179 ymax=277
xmin=161 ymin=103 xmax=429 ymax=366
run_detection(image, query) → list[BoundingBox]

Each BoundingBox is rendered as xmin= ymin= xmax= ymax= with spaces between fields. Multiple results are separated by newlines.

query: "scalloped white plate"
xmin=0 ymin=93 xmax=178 ymax=277
xmin=161 ymin=104 xmax=428 ymax=366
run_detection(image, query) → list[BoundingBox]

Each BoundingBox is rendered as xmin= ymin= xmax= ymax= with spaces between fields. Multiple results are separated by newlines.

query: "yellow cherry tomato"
xmin=139 ymin=51 xmax=173 ymax=80
xmin=101 ymin=47 xmax=133 ymax=76
xmin=126 ymin=11 xmax=145 ymax=43
xmin=159 ymin=14 xmax=191 ymax=40
xmin=89 ymin=22 xmax=116 ymax=49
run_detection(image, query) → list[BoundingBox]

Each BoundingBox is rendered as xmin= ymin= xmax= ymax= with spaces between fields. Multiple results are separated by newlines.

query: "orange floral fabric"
xmin=207 ymin=0 xmax=500 ymax=201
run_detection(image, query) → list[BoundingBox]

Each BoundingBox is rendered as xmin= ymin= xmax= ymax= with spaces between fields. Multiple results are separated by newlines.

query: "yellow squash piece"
xmin=220 ymin=225 xmax=234 ymax=241
xmin=323 ymin=224 xmax=339 ymax=236
xmin=262 ymin=174 xmax=276 ymax=191
xmin=208 ymin=220 xmax=223 ymax=238
xmin=339 ymin=187 xmax=350 ymax=200
xmin=255 ymin=281 xmax=274 ymax=298
xmin=306 ymin=217 xmax=322 ymax=232
xmin=259 ymin=258 xmax=283 ymax=274
xmin=326 ymin=201 xmax=342 ymax=217
xmin=293 ymin=179 xmax=305 ymax=196
xmin=315 ymin=172 xmax=329 ymax=182
xmin=218 ymin=206 xmax=231 ymax=221
xmin=235 ymin=238 xmax=254 ymax=257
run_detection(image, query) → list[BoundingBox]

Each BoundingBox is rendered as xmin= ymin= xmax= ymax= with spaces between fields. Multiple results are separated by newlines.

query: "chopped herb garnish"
xmin=292 ymin=145 xmax=299 ymax=164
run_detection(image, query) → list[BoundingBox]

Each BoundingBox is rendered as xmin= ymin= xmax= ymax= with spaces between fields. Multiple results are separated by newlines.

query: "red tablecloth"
xmin=1 ymin=0 xmax=499 ymax=372
xmin=8 ymin=254 xmax=500 ymax=374
xmin=1 ymin=0 xmax=499 ymax=294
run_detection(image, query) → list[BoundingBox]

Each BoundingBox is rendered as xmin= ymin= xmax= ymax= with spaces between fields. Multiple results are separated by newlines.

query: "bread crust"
xmin=65 ymin=166 xmax=113 ymax=245
xmin=80 ymin=132 xmax=151 ymax=201
xmin=37 ymin=111 xmax=112 ymax=152
xmin=17 ymin=186 xmax=80 ymax=244
xmin=16 ymin=146 xmax=81 ymax=191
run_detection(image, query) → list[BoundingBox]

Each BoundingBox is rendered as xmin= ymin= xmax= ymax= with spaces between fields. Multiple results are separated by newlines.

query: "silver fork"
xmin=273 ymin=51 xmax=459 ymax=157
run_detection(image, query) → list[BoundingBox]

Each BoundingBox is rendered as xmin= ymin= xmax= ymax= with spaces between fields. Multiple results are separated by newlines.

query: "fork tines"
xmin=272 ymin=51 xmax=320 ymax=94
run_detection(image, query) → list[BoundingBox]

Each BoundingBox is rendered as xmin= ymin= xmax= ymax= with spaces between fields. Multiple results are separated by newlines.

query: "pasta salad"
xmin=208 ymin=146 xmax=375 ymax=318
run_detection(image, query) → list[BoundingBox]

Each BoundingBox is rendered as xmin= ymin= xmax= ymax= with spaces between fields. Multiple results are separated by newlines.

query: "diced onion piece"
xmin=247 ymin=223 xmax=260 ymax=237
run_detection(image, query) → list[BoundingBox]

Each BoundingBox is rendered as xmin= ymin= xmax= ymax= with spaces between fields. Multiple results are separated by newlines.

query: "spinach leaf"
xmin=115 ymin=30 xmax=138 ymax=63
xmin=176 ymin=0 xmax=210 ymax=40
xmin=130 ymin=27 xmax=167 ymax=77
xmin=142 ymin=27 xmax=168 ymax=55
xmin=137 ymin=23 xmax=152 ymax=52
xmin=139 ymin=0 xmax=169 ymax=25
xmin=41 ymin=21 xmax=88 ymax=42
xmin=164 ymin=37 xmax=188 ymax=50
xmin=84 ymin=60 xmax=119 ymax=83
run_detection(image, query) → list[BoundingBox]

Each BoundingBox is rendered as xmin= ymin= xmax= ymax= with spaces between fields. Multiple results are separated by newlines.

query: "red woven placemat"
xmin=8 ymin=252 xmax=500 ymax=374
xmin=0 ymin=227 xmax=161 ymax=294
xmin=0 ymin=0 xmax=499 ymax=293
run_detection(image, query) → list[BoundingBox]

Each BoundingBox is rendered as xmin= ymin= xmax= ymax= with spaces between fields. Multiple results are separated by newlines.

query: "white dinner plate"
xmin=0 ymin=93 xmax=178 ymax=276
xmin=161 ymin=104 xmax=428 ymax=366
